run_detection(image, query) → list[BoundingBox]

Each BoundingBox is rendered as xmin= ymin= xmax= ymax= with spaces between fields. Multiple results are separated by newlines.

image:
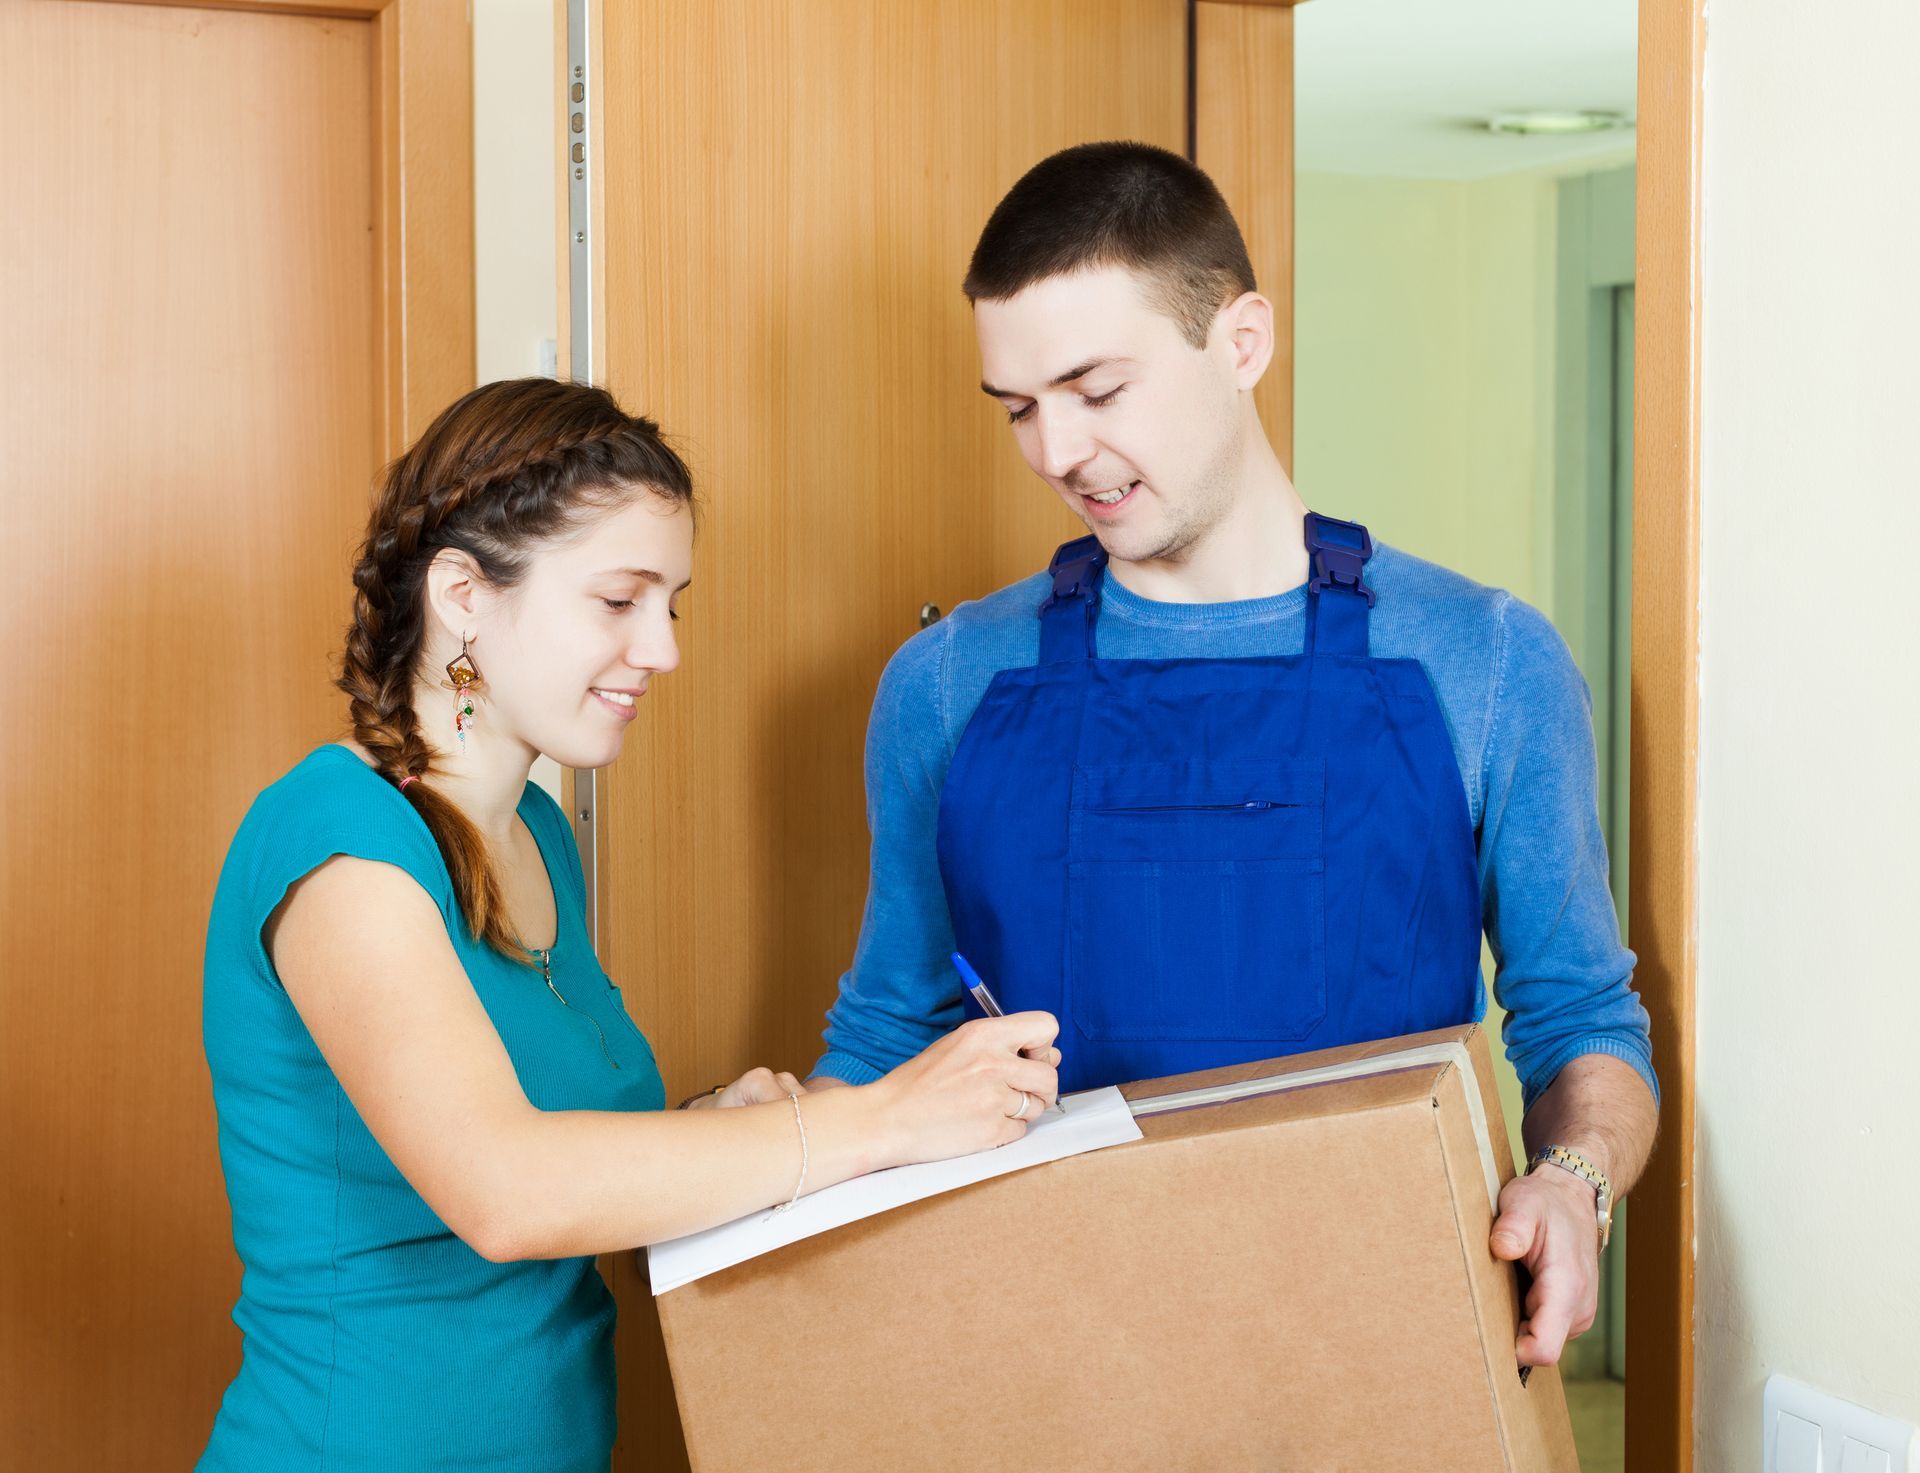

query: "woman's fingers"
xmin=1000 ymin=1010 xmax=1060 ymax=1056
xmin=873 ymin=1010 xmax=1067 ymax=1167
xmin=950 ymin=1014 xmax=1059 ymax=1108
xmin=1016 ymin=1044 xmax=1063 ymax=1075
xmin=713 ymin=1066 xmax=809 ymax=1108
xmin=956 ymin=1012 xmax=1060 ymax=1062
xmin=1002 ymin=1058 xmax=1058 ymax=1106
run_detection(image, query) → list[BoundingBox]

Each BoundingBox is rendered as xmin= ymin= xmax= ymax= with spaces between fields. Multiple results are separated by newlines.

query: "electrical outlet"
xmin=1765 ymin=1376 xmax=1918 ymax=1473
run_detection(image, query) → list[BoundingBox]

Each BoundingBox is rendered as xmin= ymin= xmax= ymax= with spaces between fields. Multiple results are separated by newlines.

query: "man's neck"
xmin=1106 ymin=436 xmax=1310 ymax=604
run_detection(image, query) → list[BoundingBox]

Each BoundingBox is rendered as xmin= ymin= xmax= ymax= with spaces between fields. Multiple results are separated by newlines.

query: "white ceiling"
xmin=1293 ymin=0 xmax=1638 ymax=181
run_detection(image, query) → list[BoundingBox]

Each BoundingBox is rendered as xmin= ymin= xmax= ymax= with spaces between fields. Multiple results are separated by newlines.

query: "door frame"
xmin=1626 ymin=0 xmax=1706 ymax=1466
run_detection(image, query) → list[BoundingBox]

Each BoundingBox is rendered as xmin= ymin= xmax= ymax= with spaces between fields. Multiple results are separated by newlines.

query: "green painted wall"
xmin=1292 ymin=170 xmax=1559 ymax=611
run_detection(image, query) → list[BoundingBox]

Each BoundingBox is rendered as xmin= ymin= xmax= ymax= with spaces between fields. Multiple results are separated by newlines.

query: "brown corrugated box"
xmin=656 ymin=1023 xmax=1581 ymax=1471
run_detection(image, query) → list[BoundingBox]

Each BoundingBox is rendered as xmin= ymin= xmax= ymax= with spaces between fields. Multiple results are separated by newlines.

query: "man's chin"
xmin=1085 ymin=522 xmax=1185 ymax=568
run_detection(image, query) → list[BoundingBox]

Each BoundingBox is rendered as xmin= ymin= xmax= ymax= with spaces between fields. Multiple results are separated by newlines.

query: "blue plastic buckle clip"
xmin=1304 ymin=513 xmax=1376 ymax=608
xmin=1045 ymin=538 xmax=1108 ymax=608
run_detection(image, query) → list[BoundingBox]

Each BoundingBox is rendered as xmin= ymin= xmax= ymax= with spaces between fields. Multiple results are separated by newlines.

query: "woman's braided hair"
xmin=336 ymin=377 xmax=693 ymax=963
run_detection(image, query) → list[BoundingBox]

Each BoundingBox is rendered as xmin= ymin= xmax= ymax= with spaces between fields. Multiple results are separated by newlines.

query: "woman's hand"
xmin=864 ymin=1013 xmax=1061 ymax=1167
xmin=684 ymin=1066 xmax=808 ymax=1110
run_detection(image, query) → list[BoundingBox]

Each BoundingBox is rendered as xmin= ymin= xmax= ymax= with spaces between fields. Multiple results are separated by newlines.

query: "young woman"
xmin=197 ymin=378 xmax=1059 ymax=1471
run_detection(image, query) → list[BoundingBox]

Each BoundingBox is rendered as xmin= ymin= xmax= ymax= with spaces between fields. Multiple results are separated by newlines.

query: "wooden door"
xmin=585 ymin=2 xmax=1294 ymax=1464
xmin=0 ymin=1 xmax=470 ymax=1463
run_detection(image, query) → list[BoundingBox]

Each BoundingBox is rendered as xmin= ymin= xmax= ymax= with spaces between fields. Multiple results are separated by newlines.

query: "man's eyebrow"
xmin=980 ymin=356 xmax=1130 ymax=399
xmin=601 ymin=567 xmax=694 ymax=593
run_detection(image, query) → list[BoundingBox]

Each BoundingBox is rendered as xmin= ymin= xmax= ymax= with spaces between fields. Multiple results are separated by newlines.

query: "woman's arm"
xmin=267 ymin=855 xmax=1058 ymax=1261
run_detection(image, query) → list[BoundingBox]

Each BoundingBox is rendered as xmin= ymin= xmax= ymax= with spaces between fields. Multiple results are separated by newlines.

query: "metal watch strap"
xmin=1528 ymin=1144 xmax=1614 ymax=1249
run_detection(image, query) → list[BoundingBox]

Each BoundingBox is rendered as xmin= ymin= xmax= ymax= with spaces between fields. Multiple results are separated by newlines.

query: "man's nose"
xmin=1033 ymin=406 xmax=1096 ymax=483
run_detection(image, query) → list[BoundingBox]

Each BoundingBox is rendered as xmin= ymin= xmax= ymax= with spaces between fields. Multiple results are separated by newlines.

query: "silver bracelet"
xmin=770 ymin=1091 xmax=808 ymax=1215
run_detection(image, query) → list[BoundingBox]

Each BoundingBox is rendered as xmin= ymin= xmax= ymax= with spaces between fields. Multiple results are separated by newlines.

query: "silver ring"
xmin=1010 ymin=1090 xmax=1030 ymax=1121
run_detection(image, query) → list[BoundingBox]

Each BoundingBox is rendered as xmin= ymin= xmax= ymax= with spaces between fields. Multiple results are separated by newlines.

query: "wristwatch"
xmin=1528 ymin=1145 xmax=1615 ymax=1250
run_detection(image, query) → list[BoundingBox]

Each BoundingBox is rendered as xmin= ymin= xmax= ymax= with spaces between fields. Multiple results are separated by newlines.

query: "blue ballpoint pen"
xmin=950 ymin=951 xmax=1065 ymax=1115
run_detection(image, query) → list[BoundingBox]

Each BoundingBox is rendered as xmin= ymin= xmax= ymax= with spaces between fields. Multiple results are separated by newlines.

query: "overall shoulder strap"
xmin=1303 ymin=511 xmax=1375 ymax=657
xmin=1037 ymin=535 xmax=1107 ymax=664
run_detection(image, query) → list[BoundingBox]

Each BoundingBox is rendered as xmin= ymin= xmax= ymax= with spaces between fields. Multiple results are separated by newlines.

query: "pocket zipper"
xmin=1089 ymin=800 xmax=1295 ymax=814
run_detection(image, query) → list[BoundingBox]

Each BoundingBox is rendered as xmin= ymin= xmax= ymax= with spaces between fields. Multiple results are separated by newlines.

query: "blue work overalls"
xmin=935 ymin=514 xmax=1484 ymax=1094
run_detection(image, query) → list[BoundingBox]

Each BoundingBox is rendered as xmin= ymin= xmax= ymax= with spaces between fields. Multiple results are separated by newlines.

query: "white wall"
xmin=1695 ymin=2 xmax=1920 ymax=1463
xmin=473 ymin=0 xmax=564 ymax=801
xmin=474 ymin=0 xmax=558 ymax=387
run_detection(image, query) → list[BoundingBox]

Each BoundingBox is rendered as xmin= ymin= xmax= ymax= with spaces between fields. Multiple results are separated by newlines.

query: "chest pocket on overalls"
xmin=1064 ymin=758 xmax=1327 ymax=1044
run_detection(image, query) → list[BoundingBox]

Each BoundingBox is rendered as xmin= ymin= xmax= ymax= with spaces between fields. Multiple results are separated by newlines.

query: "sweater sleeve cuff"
xmin=809 ymin=1050 xmax=887 ymax=1087
xmin=1521 ymin=1035 xmax=1661 ymax=1115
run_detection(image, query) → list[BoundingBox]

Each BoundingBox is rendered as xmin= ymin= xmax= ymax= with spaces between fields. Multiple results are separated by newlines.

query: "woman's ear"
xmin=423 ymin=549 xmax=495 ymax=643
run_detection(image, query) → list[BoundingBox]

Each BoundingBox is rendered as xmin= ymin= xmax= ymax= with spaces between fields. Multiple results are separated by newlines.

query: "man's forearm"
xmin=1519 ymin=1053 xmax=1659 ymax=1193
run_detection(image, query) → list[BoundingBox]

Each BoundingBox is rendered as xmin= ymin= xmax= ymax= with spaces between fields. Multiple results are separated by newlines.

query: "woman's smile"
xmin=591 ymin=685 xmax=644 ymax=720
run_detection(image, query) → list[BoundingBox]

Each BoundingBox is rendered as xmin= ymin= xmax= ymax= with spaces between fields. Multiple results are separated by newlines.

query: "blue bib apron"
xmin=935 ymin=514 xmax=1483 ymax=1093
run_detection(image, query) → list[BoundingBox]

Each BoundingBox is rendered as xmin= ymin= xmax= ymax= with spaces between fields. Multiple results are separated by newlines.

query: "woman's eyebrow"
xmin=598 ymin=567 xmax=693 ymax=593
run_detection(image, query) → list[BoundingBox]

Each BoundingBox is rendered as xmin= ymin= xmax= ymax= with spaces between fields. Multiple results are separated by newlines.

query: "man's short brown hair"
xmin=963 ymin=141 xmax=1257 ymax=349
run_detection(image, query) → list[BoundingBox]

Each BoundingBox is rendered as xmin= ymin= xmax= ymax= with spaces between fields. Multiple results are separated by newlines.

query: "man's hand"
xmin=1489 ymin=1162 xmax=1601 ymax=1367
xmin=1498 ymin=1051 xmax=1658 ymax=1367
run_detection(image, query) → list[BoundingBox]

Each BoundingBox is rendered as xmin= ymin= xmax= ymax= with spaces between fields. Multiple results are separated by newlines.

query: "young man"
xmin=807 ymin=141 xmax=1658 ymax=1370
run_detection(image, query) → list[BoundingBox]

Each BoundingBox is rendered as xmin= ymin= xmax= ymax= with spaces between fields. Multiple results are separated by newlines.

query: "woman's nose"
xmin=630 ymin=619 xmax=680 ymax=675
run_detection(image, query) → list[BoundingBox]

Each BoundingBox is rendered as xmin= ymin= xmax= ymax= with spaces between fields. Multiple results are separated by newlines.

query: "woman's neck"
xmin=337 ymin=715 xmax=536 ymax=848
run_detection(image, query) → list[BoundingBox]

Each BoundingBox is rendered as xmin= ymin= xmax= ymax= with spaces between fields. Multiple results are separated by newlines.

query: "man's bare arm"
xmin=1521 ymin=1052 xmax=1659 ymax=1192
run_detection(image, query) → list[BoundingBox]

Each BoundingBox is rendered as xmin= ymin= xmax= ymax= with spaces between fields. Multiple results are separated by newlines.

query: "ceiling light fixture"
xmin=1486 ymin=110 xmax=1634 ymax=136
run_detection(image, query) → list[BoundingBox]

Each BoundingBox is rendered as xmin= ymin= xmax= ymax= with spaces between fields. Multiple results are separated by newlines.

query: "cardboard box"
xmin=656 ymin=1024 xmax=1582 ymax=1472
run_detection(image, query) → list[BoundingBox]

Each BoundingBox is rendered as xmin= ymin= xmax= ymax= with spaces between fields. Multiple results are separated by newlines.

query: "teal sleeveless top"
xmin=198 ymin=745 xmax=665 ymax=1471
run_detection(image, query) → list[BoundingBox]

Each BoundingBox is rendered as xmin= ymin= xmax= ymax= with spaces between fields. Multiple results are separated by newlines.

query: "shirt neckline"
xmin=310 ymin=743 xmax=564 ymax=958
xmin=1096 ymin=570 xmax=1309 ymax=630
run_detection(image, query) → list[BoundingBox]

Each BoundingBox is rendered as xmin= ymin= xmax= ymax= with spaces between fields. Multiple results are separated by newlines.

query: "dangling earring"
xmin=442 ymin=635 xmax=483 ymax=752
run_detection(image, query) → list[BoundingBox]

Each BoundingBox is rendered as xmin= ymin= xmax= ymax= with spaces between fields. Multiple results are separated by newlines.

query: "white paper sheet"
xmin=647 ymin=1086 xmax=1142 ymax=1294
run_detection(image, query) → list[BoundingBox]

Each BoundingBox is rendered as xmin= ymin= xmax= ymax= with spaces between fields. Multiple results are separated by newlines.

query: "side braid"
xmin=332 ymin=378 xmax=694 ymax=964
